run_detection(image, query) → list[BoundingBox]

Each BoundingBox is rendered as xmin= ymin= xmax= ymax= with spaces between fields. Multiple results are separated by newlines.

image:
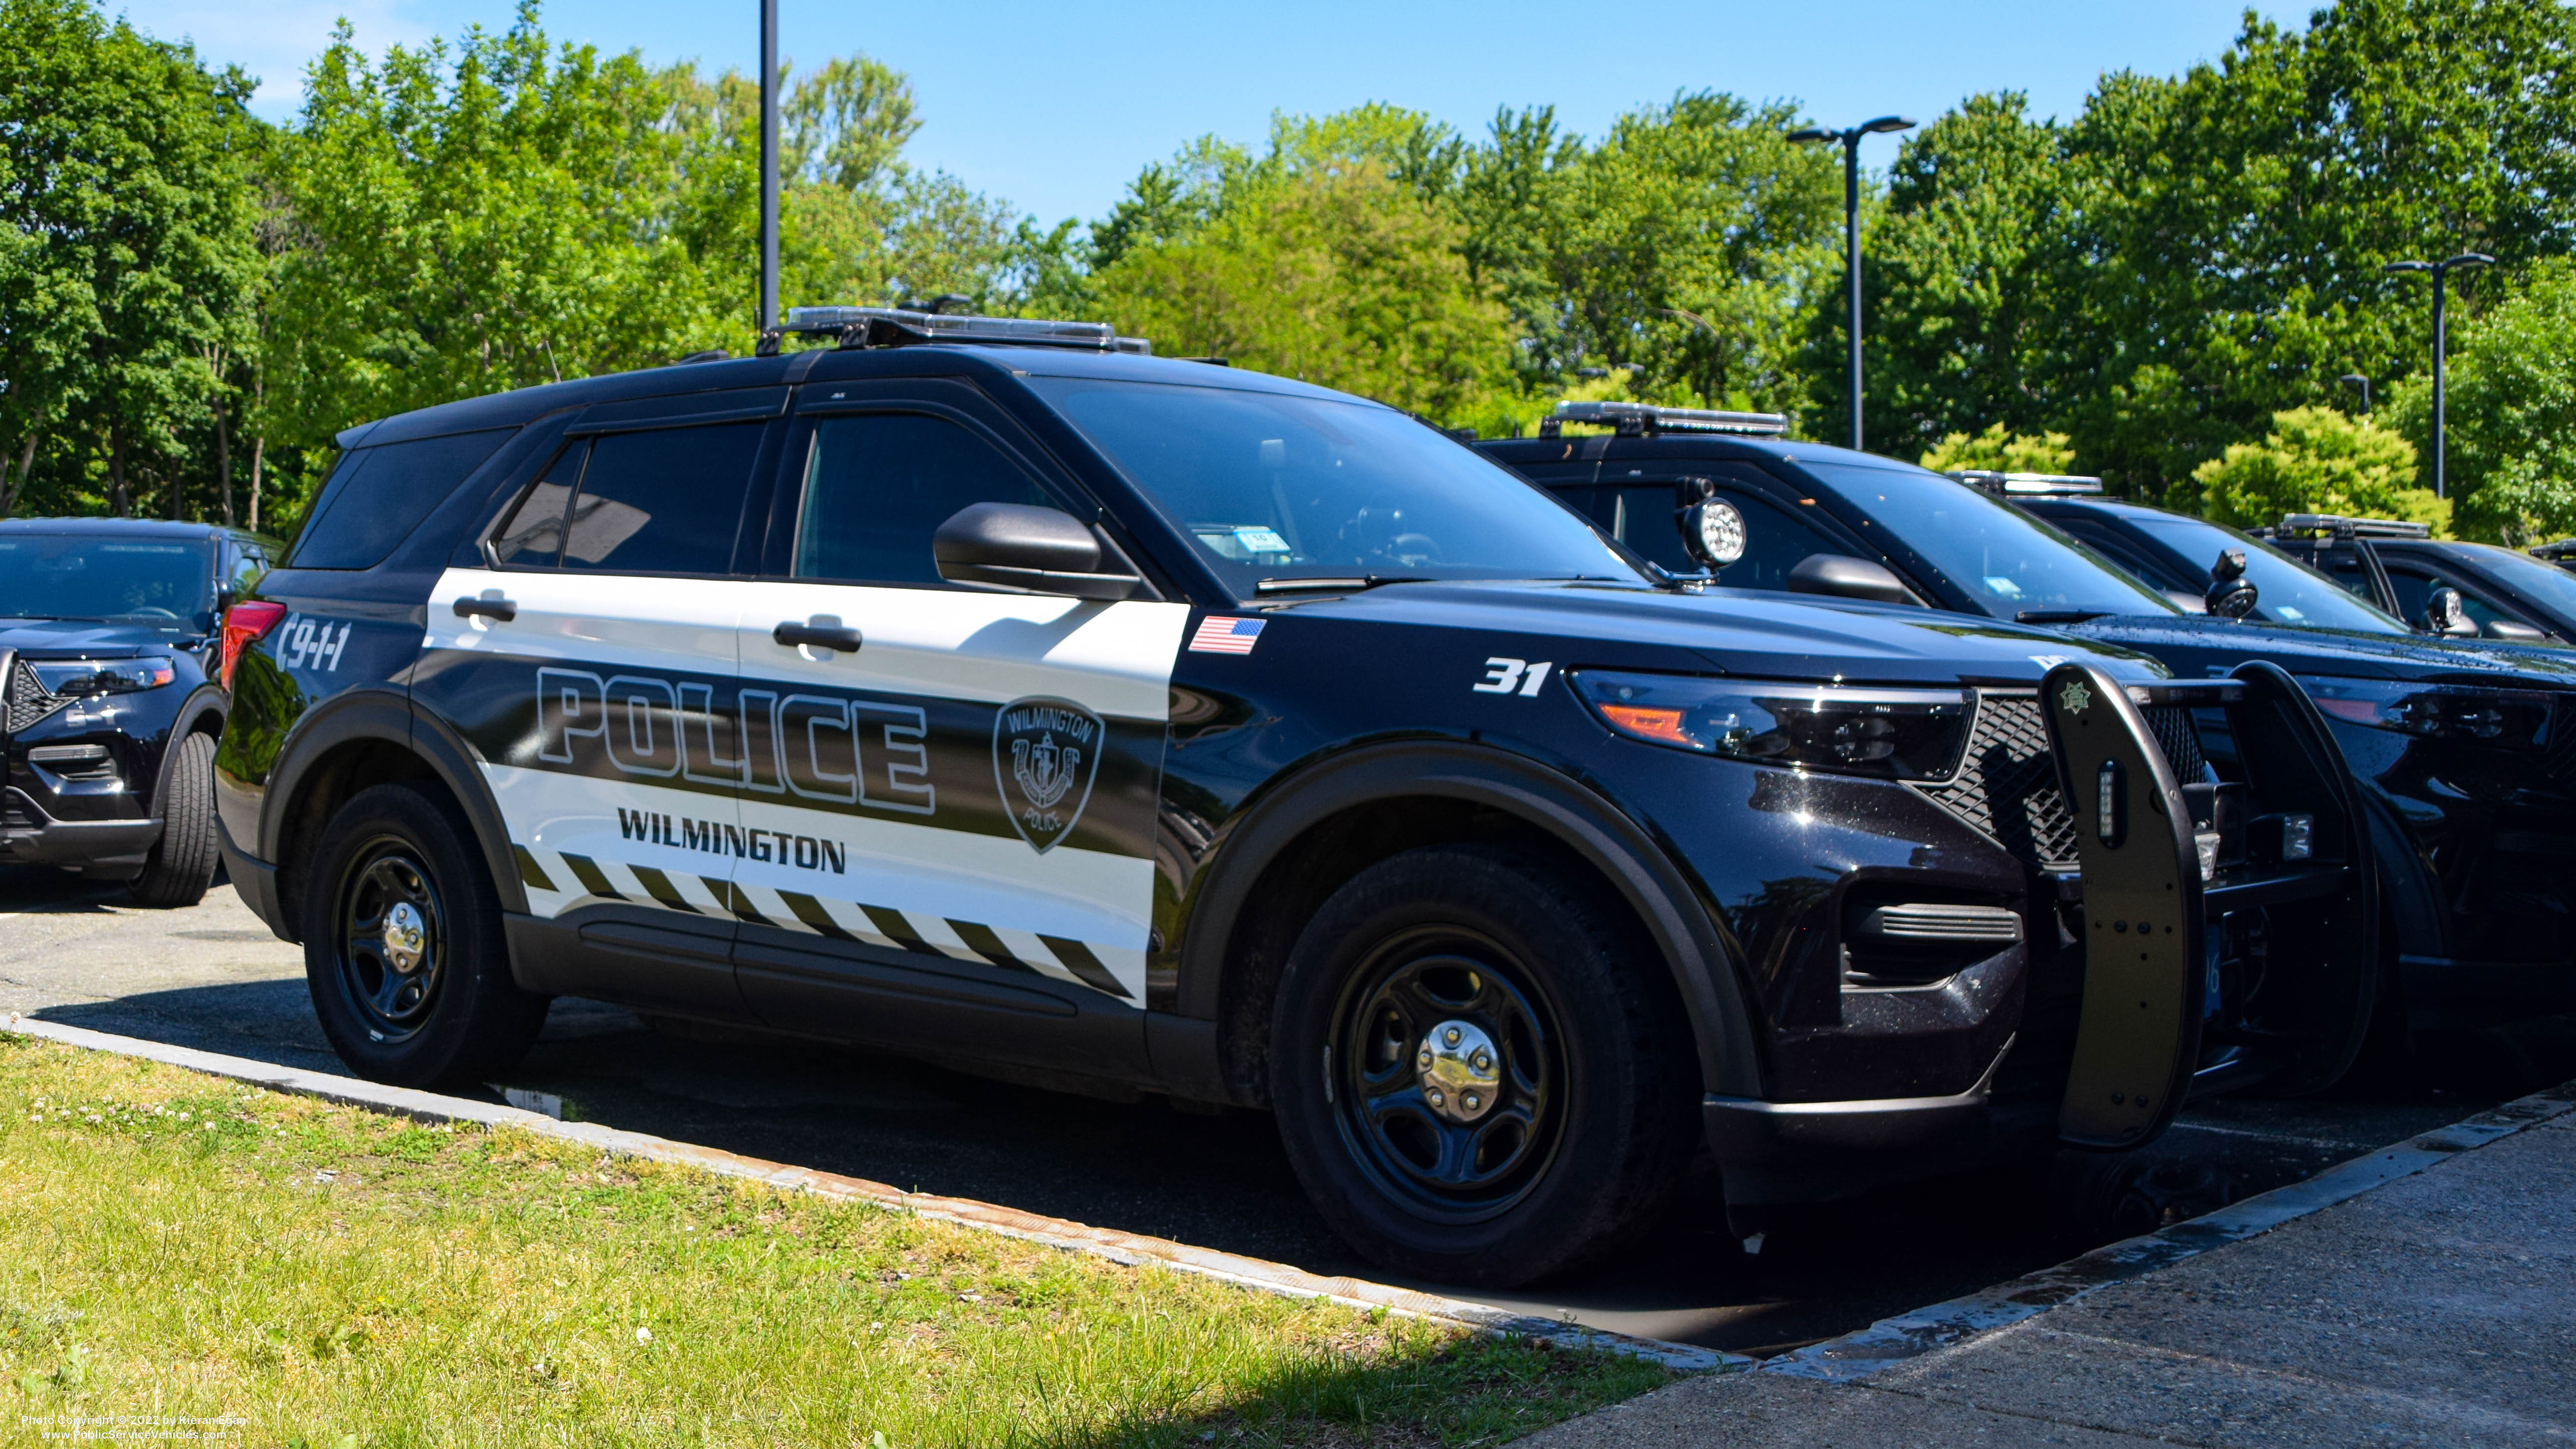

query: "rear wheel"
xmin=1270 ymin=845 xmax=1698 ymax=1287
xmin=129 ymin=733 xmax=219 ymax=908
xmin=302 ymin=783 xmax=547 ymax=1088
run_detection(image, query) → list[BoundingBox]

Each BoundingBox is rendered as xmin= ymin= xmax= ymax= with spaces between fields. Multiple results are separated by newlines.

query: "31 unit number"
xmin=1472 ymin=658 xmax=1553 ymax=697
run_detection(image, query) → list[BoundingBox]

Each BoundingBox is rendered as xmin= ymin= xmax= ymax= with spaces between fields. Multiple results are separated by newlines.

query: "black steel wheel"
xmin=1272 ymin=844 xmax=1699 ymax=1287
xmin=332 ymin=842 xmax=449 ymax=1041
xmin=302 ymin=782 xmax=547 ymax=1088
xmin=1330 ymin=937 xmax=1567 ymax=1223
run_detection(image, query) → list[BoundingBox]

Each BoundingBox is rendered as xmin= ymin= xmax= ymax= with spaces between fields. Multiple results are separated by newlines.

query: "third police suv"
xmin=215 ymin=311 xmax=2378 ymax=1285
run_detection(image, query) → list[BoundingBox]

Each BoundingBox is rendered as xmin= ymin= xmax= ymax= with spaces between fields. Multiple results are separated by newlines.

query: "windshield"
xmin=1798 ymin=460 xmax=2179 ymax=619
xmin=0 ymin=535 xmax=213 ymax=632
xmin=1028 ymin=378 xmax=1635 ymax=594
xmin=2462 ymin=544 xmax=2576 ymax=618
xmin=2128 ymin=517 xmax=2409 ymax=634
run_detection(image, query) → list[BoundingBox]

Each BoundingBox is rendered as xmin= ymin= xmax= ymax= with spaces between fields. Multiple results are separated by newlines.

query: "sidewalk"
xmin=1523 ymin=1084 xmax=2576 ymax=1446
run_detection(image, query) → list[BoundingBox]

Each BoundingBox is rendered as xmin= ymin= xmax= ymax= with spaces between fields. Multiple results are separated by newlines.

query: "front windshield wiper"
xmin=2016 ymin=608 xmax=2114 ymax=624
xmin=1253 ymin=576 xmax=1428 ymax=595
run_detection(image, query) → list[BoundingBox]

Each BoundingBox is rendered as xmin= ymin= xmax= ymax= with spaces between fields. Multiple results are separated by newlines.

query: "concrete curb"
xmin=2 ymin=1013 xmax=1741 ymax=1373
xmin=1764 ymin=1079 xmax=2576 ymax=1382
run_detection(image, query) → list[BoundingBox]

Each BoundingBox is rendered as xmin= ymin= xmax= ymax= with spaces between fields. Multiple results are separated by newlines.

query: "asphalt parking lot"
xmin=0 ymin=863 xmax=2538 ymax=1355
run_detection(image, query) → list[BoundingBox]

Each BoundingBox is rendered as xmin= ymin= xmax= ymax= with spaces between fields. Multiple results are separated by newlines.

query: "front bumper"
xmin=2401 ymin=954 xmax=2576 ymax=1029
xmin=1701 ymin=1044 xmax=2049 ymax=1211
xmin=0 ymin=786 xmax=160 ymax=877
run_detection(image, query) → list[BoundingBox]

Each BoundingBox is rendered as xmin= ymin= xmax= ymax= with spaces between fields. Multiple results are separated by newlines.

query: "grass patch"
xmin=0 ymin=1036 xmax=1671 ymax=1445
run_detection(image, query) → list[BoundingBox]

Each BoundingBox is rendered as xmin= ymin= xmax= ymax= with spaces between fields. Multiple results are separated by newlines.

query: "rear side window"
xmin=290 ymin=429 xmax=510 ymax=570
xmin=792 ymin=412 xmax=1052 ymax=586
xmin=497 ymin=423 xmax=764 ymax=576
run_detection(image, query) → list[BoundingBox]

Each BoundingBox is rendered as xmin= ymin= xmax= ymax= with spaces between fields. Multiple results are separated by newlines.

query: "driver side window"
xmin=793 ymin=412 xmax=1054 ymax=586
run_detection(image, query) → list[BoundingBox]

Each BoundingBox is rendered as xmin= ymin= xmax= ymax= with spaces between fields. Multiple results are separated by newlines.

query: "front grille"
xmin=4 ymin=658 xmax=68 ymax=734
xmin=2145 ymin=705 xmax=2209 ymax=784
xmin=1914 ymin=692 xmax=2083 ymax=872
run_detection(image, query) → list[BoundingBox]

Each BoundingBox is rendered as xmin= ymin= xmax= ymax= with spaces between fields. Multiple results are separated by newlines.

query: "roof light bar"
xmin=1537 ymin=400 xmax=1789 ymax=439
xmin=1949 ymin=470 xmax=2105 ymax=497
xmin=779 ymin=305 xmax=1153 ymax=355
xmin=2275 ymin=513 xmax=2431 ymax=540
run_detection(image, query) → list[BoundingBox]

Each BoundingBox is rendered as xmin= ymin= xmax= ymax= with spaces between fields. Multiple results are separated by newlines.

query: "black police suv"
xmin=1482 ymin=406 xmax=2576 ymax=1052
xmin=2228 ymin=513 xmax=2576 ymax=648
xmin=216 ymin=313 xmax=2373 ymax=1285
xmin=1 ymin=518 xmax=273 ymax=905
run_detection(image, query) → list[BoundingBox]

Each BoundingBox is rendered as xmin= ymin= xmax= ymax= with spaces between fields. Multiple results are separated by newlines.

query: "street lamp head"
xmin=2442 ymin=252 xmax=2496 ymax=271
xmin=1785 ymin=126 xmax=1837 ymax=145
xmin=2339 ymin=373 xmax=2368 ymax=386
xmin=1859 ymin=115 xmax=1918 ymax=135
xmin=2384 ymin=260 xmax=2432 ymax=275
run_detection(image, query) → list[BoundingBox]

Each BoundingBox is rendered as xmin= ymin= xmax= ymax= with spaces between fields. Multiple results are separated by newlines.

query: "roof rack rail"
xmin=1536 ymin=400 xmax=1789 ymax=439
xmin=1949 ymin=469 xmax=2104 ymax=496
xmin=2530 ymin=538 xmax=2576 ymax=563
xmin=2274 ymin=513 xmax=2431 ymax=540
xmin=764 ymin=305 xmax=1153 ymax=356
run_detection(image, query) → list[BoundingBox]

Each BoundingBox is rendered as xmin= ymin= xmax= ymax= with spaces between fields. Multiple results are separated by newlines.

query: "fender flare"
xmin=262 ymin=686 xmax=527 ymax=918
xmin=1174 ymin=740 xmax=1764 ymax=1099
xmin=2353 ymin=783 xmax=2447 ymax=963
xmin=145 ymin=683 xmax=230 ymax=821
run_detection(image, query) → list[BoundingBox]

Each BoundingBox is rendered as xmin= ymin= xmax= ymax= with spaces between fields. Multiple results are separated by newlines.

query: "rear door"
xmin=724 ymin=380 xmax=1189 ymax=1054
xmin=417 ymin=399 xmax=783 ymax=1015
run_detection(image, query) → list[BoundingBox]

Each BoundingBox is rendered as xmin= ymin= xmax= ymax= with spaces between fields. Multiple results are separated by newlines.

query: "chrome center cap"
xmin=1415 ymin=1019 xmax=1501 ymax=1124
xmin=384 ymin=902 xmax=427 ymax=972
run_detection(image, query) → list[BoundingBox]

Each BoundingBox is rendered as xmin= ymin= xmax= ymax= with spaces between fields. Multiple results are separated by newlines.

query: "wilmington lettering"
xmin=617 ymin=807 xmax=846 ymax=873
xmin=1002 ymin=702 xmax=1098 ymax=746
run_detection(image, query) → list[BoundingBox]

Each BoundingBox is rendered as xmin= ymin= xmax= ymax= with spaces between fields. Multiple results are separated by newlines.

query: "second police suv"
xmin=218 ymin=311 xmax=2377 ymax=1286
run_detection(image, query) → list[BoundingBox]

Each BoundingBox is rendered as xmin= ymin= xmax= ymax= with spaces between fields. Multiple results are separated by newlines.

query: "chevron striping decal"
xmin=1037 ymin=934 xmax=1133 ymax=999
xmin=559 ymin=853 xmax=625 ymax=901
xmin=513 ymin=845 xmax=559 ymax=892
xmin=773 ymin=889 xmax=856 ymax=940
xmin=627 ymin=865 xmax=701 ymax=914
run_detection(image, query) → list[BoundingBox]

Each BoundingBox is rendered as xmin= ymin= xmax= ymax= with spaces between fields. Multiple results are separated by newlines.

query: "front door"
xmin=724 ymin=383 xmax=1189 ymax=1052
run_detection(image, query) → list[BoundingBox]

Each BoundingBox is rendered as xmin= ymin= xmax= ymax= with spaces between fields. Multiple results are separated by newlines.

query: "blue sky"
xmin=114 ymin=0 xmax=2298 ymax=228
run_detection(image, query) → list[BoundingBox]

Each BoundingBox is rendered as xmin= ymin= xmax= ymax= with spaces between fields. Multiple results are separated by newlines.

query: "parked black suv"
xmin=1481 ymin=407 xmax=2576 ymax=1054
xmin=217 ymin=318 xmax=2373 ymax=1284
xmin=1 ymin=518 xmax=272 ymax=904
xmin=2237 ymin=513 xmax=2576 ymax=647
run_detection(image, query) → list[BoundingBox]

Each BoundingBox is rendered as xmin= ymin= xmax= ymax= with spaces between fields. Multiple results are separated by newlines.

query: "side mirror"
xmin=1785 ymin=553 xmax=1917 ymax=606
xmin=2205 ymin=549 xmax=2259 ymax=619
xmin=933 ymin=503 xmax=1141 ymax=600
xmin=2424 ymin=586 xmax=2478 ymax=636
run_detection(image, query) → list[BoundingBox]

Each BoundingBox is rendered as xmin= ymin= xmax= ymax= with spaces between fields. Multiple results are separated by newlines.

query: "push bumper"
xmin=0 ymin=787 xmax=159 ymax=878
xmin=216 ymin=814 xmax=293 ymax=942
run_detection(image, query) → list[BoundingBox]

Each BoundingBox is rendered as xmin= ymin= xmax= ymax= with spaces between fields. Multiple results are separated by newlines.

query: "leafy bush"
xmin=2193 ymin=406 xmax=2449 ymax=534
xmin=1919 ymin=422 xmax=2078 ymax=475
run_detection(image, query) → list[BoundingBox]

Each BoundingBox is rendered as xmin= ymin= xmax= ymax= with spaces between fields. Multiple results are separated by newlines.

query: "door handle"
xmin=773 ymin=618 xmax=863 ymax=652
xmin=452 ymin=595 xmax=516 ymax=622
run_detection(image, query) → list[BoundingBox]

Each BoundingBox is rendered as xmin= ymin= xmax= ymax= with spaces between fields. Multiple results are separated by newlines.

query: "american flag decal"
xmin=1188 ymin=615 xmax=1266 ymax=655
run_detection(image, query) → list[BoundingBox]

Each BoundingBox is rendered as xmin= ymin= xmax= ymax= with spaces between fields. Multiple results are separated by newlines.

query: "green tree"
xmin=1091 ymin=162 xmax=1514 ymax=418
xmin=2192 ymin=406 xmax=2448 ymax=533
xmin=1848 ymin=93 xmax=2067 ymax=461
xmin=2385 ymin=259 xmax=2576 ymax=542
xmin=1919 ymin=423 xmax=2077 ymax=474
xmin=0 ymin=0 xmax=261 ymax=518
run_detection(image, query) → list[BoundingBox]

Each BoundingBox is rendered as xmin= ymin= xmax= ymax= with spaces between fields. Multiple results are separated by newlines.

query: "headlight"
xmin=2300 ymin=676 xmax=2558 ymax=750
xmin=1574 ymin=671 xmax=1971 ymax=779
xmin=28 ymin=658 xmax=176 ymax=696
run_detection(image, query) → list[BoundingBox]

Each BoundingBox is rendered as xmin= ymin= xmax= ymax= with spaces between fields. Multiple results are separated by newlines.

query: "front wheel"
xmin=129 ymin=732 xmax=218 ymax=908
xmin=1271 ymin=845 xmax=1699 ymax=1287
xmin=301 ymin=782 xmax=548 ymax=1088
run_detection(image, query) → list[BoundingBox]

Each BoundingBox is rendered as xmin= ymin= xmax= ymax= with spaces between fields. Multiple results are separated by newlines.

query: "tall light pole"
xmin=2338 ymin=372 xmax=2370 ymax=412
xmin=1788 ymin=115 xmax=1915 ymax=452
xmin=2385 ymin=252 xmax=2492 ymax=499
xmin=759 ymin=0 xmax=781 ymax=337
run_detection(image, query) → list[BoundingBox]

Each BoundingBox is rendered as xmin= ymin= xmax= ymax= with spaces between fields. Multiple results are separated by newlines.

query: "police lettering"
xmin=538 ymin=667 xmax=934 ymax=817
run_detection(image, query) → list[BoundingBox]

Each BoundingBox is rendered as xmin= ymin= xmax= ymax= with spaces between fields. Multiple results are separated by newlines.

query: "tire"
xmin=1270 ymin=844 xmax=1700 ymax=1287
xmin=301 ymin=782 xmax=548 ymax=1088
xmin=128 ymin=732 xmax=219 ymax=908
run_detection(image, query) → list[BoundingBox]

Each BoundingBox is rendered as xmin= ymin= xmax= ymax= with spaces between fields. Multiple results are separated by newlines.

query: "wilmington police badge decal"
xmin=992 ymin=696 xmax=1105 ymax=854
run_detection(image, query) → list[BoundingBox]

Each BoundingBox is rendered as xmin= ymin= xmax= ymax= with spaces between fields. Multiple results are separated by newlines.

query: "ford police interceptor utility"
xmin=215 ymin=312 xmax=2376 ymax=1285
